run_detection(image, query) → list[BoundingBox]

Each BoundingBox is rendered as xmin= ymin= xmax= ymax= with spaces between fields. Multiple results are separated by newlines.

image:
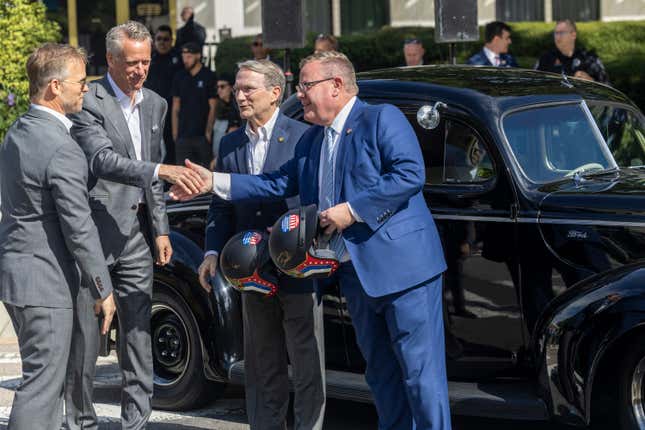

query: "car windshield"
xmin=502 ymin=102 xmax=617 ymax=183
xmin=588 ymin=103 xmax=645 ymax=168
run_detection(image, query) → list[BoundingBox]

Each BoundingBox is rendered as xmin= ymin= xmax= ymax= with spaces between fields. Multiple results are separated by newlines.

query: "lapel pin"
xmin=346 ymin=128 xmax=352 ymax=135
xmin=278 ymin=136 xmax=285 ymax=142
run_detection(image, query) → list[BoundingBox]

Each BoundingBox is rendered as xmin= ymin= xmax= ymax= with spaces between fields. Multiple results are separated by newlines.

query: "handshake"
xmin=161 ymin=159 xmax=213 ymax=201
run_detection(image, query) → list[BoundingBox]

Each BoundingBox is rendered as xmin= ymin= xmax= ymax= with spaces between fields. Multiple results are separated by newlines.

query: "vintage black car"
xmin=146 ymin=66 xmax=645 ymax=428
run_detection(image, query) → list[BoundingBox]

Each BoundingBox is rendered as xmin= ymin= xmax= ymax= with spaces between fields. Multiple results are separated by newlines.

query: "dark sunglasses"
xmin=404 ymin=38 xmax=421 ymax=45
xmin=252 ymin=41 xmax=263 ymax=47
xmin=155 ymin=36 xmax=171 ymax=42
xmin=217 ymin=84 xmax=230 ymax=89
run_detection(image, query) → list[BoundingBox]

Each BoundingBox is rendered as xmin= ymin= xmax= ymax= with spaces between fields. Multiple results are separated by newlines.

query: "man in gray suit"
xmin=0 ymin=43 xmax=116 ymax=430
xmin=65 ymin=21 xmax=201 ymax=430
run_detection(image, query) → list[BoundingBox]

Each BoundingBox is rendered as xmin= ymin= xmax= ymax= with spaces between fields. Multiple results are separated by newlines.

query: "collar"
xmin=483 ymin=46 xmax=498 ymax=65
xmin=245 ymin=107 xmax=280 ymax=142
xmin=328 ymin=96 xmax=357 ymax=136
xmin=30 ymin=104 xmax=73 ymax=131
xmin=107 ymin=72 xmax=144 ymax=111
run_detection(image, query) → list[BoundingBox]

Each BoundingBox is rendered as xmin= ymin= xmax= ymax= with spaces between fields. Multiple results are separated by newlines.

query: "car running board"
xmin=228 ymin=361 xmax=549 ymax=421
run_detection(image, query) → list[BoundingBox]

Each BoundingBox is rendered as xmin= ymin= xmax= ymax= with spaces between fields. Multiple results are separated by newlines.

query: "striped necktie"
xmin=319 ymin=127 xmax=346 ymax=260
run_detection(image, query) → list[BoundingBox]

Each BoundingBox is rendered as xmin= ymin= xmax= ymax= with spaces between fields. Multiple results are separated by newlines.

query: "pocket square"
xmin=152 ymin=124 xmax=159 ymax=132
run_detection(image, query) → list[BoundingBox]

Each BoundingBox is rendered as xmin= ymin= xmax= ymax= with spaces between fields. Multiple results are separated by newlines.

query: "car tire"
xmin=618 ymin=339 xmax=645 ymax=429
xmin=151 ymin=286 xmax=225 ymax=410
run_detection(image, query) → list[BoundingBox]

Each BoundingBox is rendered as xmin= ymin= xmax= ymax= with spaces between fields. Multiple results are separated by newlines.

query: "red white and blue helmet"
xmin=219 ymin=230 xmax=279 ymax=296
xmin=268 ymin=204 xmax=339 ymax=279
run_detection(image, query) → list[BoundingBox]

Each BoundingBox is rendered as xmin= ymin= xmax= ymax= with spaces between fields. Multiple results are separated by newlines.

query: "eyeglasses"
xmin=232 ymin=85 xmax=262 ymax=96
xmin=61 ymin=77 xmax=88 ymax=87
xmin=554 ymin=31 xmax=572 ymax=37
xmin=297 ymin=77 xmax=334 ymax=93
xmin=155 ymin=36 xmax=171 ymax=42
xmin=252 ymin=41 xmax=263 ymax=47
xmin=404 ymin=38 xmax=421 ymax=45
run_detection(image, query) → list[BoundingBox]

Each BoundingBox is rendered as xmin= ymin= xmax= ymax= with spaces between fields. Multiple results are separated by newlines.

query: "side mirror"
xmin=417 ymin=102 xmax=447 ymax=130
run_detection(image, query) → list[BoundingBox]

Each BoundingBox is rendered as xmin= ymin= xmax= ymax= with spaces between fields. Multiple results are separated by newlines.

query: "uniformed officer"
xmin=535 ymin=19 xmax=609 ymax=84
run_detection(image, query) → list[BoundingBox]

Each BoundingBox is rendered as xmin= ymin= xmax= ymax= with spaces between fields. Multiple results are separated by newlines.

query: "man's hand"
xmin=198 ymin=254 xmax=218 ymax=292
xmin=94 ymin=292 xmax=116 ymax=335
xmin=158 ymin=164 xmax=205 ymax=195
xmin=574 ymin=70 xmax=594 ymax=81
xmin=319 ymin=202 xmax=355 ymax=236
xmin=169 ymin=159 xmax=214 ymax=201
xmin=155 ymin=235 xmax=173 ymax=266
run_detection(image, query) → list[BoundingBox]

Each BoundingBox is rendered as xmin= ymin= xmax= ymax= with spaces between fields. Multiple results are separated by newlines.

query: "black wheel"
xmin=618 ymin=339 xmax=645 ymax=429
xmin=151 ymin=286 xmax=225 ymax=410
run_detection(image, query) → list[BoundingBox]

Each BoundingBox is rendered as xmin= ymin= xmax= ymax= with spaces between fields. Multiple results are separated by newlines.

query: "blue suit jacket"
xmin=228 ymin=99 xmax=447 ymax=297
xmin=205 ymin=112 xmax=311 ymax=292
xmin=467 ymin=49 xmax=518 ymax=68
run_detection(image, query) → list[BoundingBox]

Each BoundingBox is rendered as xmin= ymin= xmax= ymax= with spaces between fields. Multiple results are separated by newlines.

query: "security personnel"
xmin=145 ymin=25 xmax=183 ymax=163
xmin=535 ymin=19 xmax=609 ymax=84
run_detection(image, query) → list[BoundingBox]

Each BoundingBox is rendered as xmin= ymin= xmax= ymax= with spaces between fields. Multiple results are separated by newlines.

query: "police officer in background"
xmin=535 ymin=19 xmax=609 ymax=84
xmin=145 ymin=25 xmax=183 ymax=163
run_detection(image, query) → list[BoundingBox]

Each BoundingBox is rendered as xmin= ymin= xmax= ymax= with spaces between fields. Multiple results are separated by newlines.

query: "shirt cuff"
xmin=346 ymin=202 xmax=363 ymax=222
xmin=212 ymin=172 xmax=232 ymax=200
xmin=153 ymin=164 xmax=160 ymax=181
xmin=204 ymin=250 xmax=218 ymax=258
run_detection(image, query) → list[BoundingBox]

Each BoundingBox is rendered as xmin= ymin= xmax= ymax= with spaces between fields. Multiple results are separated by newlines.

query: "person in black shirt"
xmin=176 ymin=6 xmax=206 ymax=51
xmin=145 ymin=25 xmax=183 ymax=163
xmin=535 ymin=19 xmax=609 ymax=84
xmin=171 ymin=42 xmax=217 ymax=167
xmin=211 ymin=73 xmax=241 ymax=168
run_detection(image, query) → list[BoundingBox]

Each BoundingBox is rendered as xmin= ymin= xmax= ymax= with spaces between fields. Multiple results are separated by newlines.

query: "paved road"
xmin=0 ymin=341 xmax=575 ymax=429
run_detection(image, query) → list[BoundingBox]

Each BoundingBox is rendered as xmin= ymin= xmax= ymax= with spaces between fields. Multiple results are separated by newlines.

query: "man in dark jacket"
xmin=467 ymin=21 xmax=518 ymax=67
xmin=535 ymin=19 xmax=609 ymax=84
xmin=176 ymin=6 xmax=206 ymax=51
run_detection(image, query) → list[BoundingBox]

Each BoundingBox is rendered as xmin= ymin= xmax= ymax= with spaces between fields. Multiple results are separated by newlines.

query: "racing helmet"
xmin=219 ymin=230 xmax=279 ymax=296
xmin=268 ymin=204 xmax=339 ymax=279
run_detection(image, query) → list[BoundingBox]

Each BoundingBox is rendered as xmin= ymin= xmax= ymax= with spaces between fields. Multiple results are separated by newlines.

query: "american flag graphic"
xmin=242 ymin=231 xmax=262 ymax=246
xmin=281 ymin=214 xmax=300 ymax=232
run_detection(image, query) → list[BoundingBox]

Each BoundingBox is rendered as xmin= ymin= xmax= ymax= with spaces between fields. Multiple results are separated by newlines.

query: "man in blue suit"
xmin=173 ymin=51 xmax=451 ymax=430
xmin=467 ymin=21 xmax=518 ymax=67
xmin=198 ymin=60 xmax=325 ymax=430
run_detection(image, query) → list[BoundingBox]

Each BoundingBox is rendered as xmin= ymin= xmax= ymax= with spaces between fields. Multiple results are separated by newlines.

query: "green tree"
xmin=0 ymin=0 xmax=60 ymax=141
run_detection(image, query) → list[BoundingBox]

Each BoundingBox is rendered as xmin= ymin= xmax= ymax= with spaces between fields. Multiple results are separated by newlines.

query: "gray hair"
xmin=27 ymin=43 xmax=87 ymax=99
xmin=299 ymin=51 xmax=358 ymax=94
xmin=106 ymin=21 xmax=152 ymax=57
xmin=237 ymin=59 xmax=286 ymax=103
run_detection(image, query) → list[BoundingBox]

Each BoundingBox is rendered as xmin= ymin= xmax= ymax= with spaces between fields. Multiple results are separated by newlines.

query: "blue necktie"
xmin=320 ymin=127 xmax=346 ymax=260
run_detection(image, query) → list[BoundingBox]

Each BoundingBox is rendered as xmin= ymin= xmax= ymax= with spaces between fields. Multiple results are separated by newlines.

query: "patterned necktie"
xmin=320 ymin=127 xmax=346 ymax=260
xmin=494 ymin=55 xmax=500 ymax=66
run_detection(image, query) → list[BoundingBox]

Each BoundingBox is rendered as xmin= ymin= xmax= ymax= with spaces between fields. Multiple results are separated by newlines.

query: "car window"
xmin=406 ymin=113 xmax=445 ymax=184
xmin=443 ymin=121 xmax=494 ymax=184
xmin=588 ymin=104 xmax=645 ymax=168
xmin=503 ymin=103 xmax=617 ymax=183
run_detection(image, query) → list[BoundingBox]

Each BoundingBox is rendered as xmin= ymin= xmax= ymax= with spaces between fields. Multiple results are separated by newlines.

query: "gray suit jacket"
xmin=69 ymin=77 xmax=169 ymax=263
xmin=0 ymin=108 xmax=113 ymax=308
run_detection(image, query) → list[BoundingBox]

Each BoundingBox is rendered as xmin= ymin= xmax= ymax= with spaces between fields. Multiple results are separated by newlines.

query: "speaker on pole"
xmin=261 ymin=0 xmax=306 ymax=49
xmin=434 ymin=0 xmax=479 ymax=43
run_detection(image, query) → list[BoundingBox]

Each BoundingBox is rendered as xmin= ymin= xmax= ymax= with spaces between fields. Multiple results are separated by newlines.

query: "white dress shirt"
xmin=31 ymin=104 xmax=73 ymax=131
xmin=245 ymin=108 xmax=279 ymax=175
xmin=483 ymin=46 xmax=500 ymax=66
xmin=107 ymin=74 xmax=160 ymax=184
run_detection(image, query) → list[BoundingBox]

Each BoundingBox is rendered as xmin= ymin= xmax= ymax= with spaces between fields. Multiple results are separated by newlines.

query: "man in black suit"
xmin=199 ymin=60 xmax=325 ymax=430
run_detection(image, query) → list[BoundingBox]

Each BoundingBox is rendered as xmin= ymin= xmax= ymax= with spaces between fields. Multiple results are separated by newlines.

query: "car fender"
xmin=155 ymin=230 xmax=243 ymax=380
xmin=533 ymin=263 xmax=645 ymax=426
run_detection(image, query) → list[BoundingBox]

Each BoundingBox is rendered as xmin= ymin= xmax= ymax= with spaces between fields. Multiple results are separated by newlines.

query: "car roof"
xmin=355 ymin=65 xmax=635 ymax=113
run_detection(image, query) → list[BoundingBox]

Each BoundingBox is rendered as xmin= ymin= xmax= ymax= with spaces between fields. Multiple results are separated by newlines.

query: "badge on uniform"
xmin=197 ymin=80 xmax=204 ymax=88
xmin=172 ymin=57 xmax=178 ymax=64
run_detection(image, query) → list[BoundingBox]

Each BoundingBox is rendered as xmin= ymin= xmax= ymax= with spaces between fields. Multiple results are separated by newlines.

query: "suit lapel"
xmin=305 ymin=126 xmax=324 ymax=205
xmin=95 ymin=77 xmax=136 ymax=159
xmin=139 ymin=91 xmax=152 ymax=161
xmin=263 ymin=115 xmax=288 ymax=173
xmin=334 ymin=99 xmax=364 ymax=204
xmin=234 ymin=131 xmax=249 ymax=174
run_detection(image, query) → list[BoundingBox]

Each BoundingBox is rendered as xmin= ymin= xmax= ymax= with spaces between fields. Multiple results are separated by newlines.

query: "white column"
xmin=332 ymin=0 xmax=341 ymax=36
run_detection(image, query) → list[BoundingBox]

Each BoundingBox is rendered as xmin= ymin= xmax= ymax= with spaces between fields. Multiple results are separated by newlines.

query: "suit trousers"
xmin=242 ymin=290 xmax=325 ymax=430
xmin=337 ymin=263 xmax=452 ymax=430
xmin=65 ymin=213 xmax=154 ymax=430
xmin=5 ymin=304 xmax=73 ymax=430
xmin=175 ymin=136 xmax=212 ymax=168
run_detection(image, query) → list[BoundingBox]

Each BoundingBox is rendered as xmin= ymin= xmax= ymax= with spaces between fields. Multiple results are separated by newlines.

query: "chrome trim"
xmin=432 ymin=214 xmax=645 ymax=228
xmin=432 ymin=214 xmax=515 ymax=223
xmin=631 ymin=354 xmax=645 ymax=427
xmin=538 ymin=218 xmax=645 ymax=228
xmin=151 ymin=303 xmax=190 ymax=388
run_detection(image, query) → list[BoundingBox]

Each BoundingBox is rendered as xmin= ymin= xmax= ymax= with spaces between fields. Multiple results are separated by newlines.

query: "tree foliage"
xmin=0 ymin=0 xmax=60 ymax=141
